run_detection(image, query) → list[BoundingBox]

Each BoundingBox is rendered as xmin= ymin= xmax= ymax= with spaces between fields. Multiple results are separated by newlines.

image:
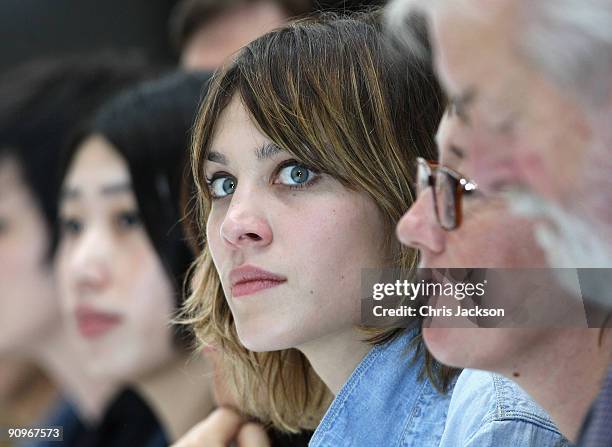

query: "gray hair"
xmin=385 ymin=0 xmax=486 ymax=58
xmin=386 ymin=0 xmax=612 ymax=110
xmin=520 ymin=0 xmax=612 ymax=109
xmin=385 ymin=0 xmax=437 ymax=59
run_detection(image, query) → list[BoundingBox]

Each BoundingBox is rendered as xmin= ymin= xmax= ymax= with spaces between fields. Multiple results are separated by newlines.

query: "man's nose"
xmin=396 ymin=189 xmax=446 ymax=255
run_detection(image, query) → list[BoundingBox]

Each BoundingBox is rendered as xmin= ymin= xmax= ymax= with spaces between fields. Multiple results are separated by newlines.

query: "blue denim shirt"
xmin=440 ymin=369 xmax=571 ymax=447
xmin=578 ymin=365 xmax=612 ymax=446
xmin=309 ymin=326 xmax=454 ymax=447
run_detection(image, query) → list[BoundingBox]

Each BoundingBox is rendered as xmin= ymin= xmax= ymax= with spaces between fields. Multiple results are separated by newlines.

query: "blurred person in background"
xmin=169 ymin=0 xmax=312 ymax=70
xmin=0 ymin=55 xmax=149 ymax=446
xmin=0 ymin=361 xmax=56 ymax=446
xmin=168 ymin=0 xmax=389 ymax=71
xmin=55 ymin=71 xmax=216 ymax=447
xmin=388 ymin=0 xmax=612 ymax=445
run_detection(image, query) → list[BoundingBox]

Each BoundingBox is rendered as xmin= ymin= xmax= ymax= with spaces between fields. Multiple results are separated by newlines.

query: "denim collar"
xmin=310 ymin=325 xmax=454 ymax=447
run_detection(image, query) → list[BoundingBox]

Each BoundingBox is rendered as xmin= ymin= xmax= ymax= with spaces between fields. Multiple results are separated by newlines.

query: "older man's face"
xmin=427 ymin=2 xmax=612 ymax=279
xmin=430 ymin=3 xmax=592 ymax=210
xmin=433 ymin=0 xmax=612 ymax=267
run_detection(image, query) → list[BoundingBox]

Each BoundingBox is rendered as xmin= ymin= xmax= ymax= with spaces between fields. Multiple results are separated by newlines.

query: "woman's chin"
xmin=236 ymin=329 xmax=289 ymax=353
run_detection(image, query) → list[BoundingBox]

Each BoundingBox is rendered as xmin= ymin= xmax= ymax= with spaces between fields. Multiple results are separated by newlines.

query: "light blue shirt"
xmin=440 ymin=369 xmax=571 ymax=447
xmin=309 ymin=326 xmax=571 ymax=446
xmin=309 ymin=325 xmax=454 ymax=446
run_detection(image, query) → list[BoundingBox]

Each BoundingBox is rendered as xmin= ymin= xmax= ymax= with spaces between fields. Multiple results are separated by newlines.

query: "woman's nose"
xmin=71 ymin=226 xmax=113 ymax=295
xmin=219 ymin=196 xmax=273 ymax=250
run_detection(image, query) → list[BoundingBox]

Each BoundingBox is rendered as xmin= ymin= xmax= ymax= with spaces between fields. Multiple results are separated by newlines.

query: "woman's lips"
xmin=75 ymin=306 xmax=122 ymax=339
xmin=230 ymin=265 xmax=287 ymax=298
xmin=232 ymin=279 xmax=285 ymax=297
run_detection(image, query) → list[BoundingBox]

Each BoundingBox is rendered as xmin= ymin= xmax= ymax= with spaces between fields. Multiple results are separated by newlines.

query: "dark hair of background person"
xmin=0 ymin=53 xmax=152 ymax=259
xmin=56 ymin=70 xmax=212 ymax=347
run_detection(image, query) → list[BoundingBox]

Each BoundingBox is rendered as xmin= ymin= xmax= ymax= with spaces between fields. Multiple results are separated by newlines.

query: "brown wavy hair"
xmin=181 ymin=9 xmax=454 ymax=433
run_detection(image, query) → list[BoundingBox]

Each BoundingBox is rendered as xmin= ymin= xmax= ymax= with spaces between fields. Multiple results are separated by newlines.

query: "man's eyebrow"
xmin=449 ymin=144 xmax=464 ymax=160
xmin=448 ymin=87 xmax=477 ymax=124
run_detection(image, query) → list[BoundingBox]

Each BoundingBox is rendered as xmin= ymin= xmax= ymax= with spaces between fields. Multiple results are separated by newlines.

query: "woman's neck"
xmin=135 ymin=353 xmax=215 ymax=442
xmin=32 ymin=326 xmax=118 ymax=424
xmin=298 ymin=327 xmax=372 ymax=395
xmin=503 ymin=329 xmax=611 ymax=443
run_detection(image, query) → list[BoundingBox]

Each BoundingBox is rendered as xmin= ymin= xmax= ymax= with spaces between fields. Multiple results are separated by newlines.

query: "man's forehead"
xmin=430 ymin=1 xmax=518 ymax=93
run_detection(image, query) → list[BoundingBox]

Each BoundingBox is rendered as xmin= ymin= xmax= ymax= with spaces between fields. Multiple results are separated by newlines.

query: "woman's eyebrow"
xmin=207 ymin=151 xmax=227 ymax=165
xmin=254 ymin=142 xmax=283 ymax=161
xmin=60 ymin=181 xmax=132 ymax=202
xmin=60 ymin=186 xmax=80 ymax=201
xmin=100 ymin=181 xmax=131 ymax=196
xmin=206 ymin=143 xmax=284 ymax=166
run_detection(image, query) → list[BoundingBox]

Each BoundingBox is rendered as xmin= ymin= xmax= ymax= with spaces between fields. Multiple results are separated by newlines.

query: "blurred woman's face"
xmin=56 ymin=135 xmax=176 ymax=381
xmin=204 ymin=96 xmax=389 ymax=352
xmin=0 ymin=157 xmax=59 ymax=355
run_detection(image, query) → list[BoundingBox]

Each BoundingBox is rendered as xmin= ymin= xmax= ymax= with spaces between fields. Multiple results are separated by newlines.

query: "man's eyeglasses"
xmin=416 ymin=157 xmax=478 ymax=231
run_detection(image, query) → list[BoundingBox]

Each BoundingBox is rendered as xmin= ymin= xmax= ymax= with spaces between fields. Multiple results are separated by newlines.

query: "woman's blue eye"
xmin=277 ymin=163 xmax=315 ymax=186
xmin=210 ymin=176 xmax=237 ymax=198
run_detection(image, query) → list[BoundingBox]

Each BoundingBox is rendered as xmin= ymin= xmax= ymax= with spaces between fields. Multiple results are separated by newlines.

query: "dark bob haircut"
xmin=0 ymin=53 xmax=151 ymax=259
xmin=57 ymin=70 xmax=212 ymax=345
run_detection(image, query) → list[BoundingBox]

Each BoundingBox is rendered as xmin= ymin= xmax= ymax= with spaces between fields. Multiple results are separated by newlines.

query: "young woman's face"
xmin=56 ymin=135 xmax=176 ymax=381
xmin=205 ymin=96 xmax=388 ymax=352
xmin=0 ymin=157 xmax=59 ymax=355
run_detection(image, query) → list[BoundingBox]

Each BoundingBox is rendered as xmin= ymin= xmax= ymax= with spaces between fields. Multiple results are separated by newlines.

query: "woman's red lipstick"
xmin=75 ymin=305 xmax=122 ymax=339
xmin=230 ymin=265 xmax=287 ymax=298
